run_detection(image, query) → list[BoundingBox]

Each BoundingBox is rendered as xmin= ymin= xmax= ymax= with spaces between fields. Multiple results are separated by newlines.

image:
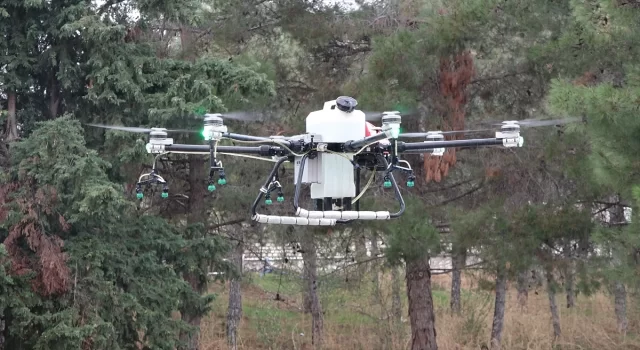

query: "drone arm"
xmin=343 ymin=133 xmax=390 ymax=152
xmin=395 ymin=137 xmax=520 ymax=153
xmin=399 ymin=138 xmax=503 ymax=151
xmin=163 ymin=144 xmax=288 ymax=156
xmin=222 ymin=132 xmax=295 ymax=149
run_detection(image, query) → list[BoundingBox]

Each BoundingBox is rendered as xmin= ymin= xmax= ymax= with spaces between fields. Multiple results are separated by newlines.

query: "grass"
xmin=200 ymin=267 xmax=640 ymax=350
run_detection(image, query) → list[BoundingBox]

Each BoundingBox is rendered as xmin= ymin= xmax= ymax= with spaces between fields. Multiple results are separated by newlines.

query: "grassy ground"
xmin=200 ymin=267 xmax=640 ymax=350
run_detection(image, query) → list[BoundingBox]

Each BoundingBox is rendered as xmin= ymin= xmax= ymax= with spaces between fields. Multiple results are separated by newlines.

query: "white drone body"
xmin=293 ymin=99 xmax=401 ymax=200
xmin=293 ymin=99 xmax=363 ymax=200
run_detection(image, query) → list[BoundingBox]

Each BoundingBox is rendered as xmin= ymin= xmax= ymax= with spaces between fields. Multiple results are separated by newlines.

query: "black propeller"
xmin=86 ymin=124 xmax=198 ymax=134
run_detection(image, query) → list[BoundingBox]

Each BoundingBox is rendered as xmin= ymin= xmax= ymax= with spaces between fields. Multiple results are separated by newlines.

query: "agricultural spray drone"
xmin=88 ymin=96 xmax=579 ymax=226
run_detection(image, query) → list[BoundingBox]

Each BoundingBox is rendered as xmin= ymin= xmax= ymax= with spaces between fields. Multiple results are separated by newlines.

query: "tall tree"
xmin=544 ymin=0 xmax=640 ymax=331
xmin=0 ymin=117 xmax=215 ymax=349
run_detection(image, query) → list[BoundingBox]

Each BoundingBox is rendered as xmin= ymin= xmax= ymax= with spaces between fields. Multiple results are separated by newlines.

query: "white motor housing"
xmin=297 ymin=97 xmax=366 ymax=200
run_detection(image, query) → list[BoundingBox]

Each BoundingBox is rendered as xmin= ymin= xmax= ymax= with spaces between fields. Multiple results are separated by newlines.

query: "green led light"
xmin=265 ymin=199 xmax=272 ymax=205
xmin=277 ymin=195 xmax=284 ymax=202
xmin=195 ymin=106 xmax=206 ymax=116
xmin=208 ymin=184 xmax=216 ymax=191
xmin=407 ymin=180 xmax=415 ymax=187
xmin=202 ymin=126 xmax=214 ymax=140
xmin=383 ymin=180 xmax=392 ymax=188
xmin=161 ymin=192 xmax=168 ymax=198
xmin=218 ymin=178 xmax=226 ymax=185
xmin=136 ymin=192 xmax=143 ymax=199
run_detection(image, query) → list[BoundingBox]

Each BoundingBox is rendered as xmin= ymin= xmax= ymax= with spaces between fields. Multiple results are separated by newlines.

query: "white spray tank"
xmin=296 ymin=97 xmax=366 ymax=201
xmin=306 ymin=97 xmax=366 ymax=142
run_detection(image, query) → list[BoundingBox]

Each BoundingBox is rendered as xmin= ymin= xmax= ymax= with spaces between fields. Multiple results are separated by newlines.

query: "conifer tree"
xmin=0 ymin=117 xmax=218 ymax=349
xmin=542 ymin=1 xmax=640 ymax=332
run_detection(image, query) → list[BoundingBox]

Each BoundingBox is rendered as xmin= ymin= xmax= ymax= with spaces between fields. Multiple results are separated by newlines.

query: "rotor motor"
xmin=147 ymin=128 xmax=173 ymax=148
xmin=381 ymin=111 xmax=402 ymax=139
xmin=203 ymin=113 xmax=228 ymax=141
xmin=425 ymin=131 xmax=445 ymax=156
xmin=496 ymin=121 xmax=524 ymax=147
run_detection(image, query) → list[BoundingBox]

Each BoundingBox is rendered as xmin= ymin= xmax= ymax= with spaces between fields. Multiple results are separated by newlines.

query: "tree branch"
xmin=209 ymin=218 xmax=246 ymax=231
xmin=430 ymin=181 xmax=485 ymax=207
xmin=470 ymin=71 xmax=528 ymax=85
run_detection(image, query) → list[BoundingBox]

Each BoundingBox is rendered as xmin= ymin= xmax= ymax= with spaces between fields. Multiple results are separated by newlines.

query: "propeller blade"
xmin=86 ymin=124 xmax=198 ymax=134
xmin=515 ymin=117 xmax=582 ymax=127
xmin=398 ymin=129 xmax=492 ymax=138
xmin=87 ymin=124 xmax=153 ymax=133
xmin=211 ymin=110 xmax=281 ymax=122
xmin=165 ymin=128 xmax=199 ymax=133
xmin=483 ymin=117 xmax=583 ymax=128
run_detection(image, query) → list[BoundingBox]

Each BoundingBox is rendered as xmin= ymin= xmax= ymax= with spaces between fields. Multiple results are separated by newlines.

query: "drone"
xmin=88 ymin=96 xmax=579 ymax=226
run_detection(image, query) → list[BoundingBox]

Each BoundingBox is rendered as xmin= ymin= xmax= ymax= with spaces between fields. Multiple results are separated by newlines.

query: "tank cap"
xmin=335 ymin=96 xmax=358 ymax=113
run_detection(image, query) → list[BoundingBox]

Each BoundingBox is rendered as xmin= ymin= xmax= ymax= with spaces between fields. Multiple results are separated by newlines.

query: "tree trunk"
xmin=490 ymin=263 xmax=507 ymax=350
xmin=4 ymin=91 xmax=18 ymax=142
xmin=545 ymin=267 xmax=561 ymax=341
xmin=576 ymin=234 xmax=590 ymax=300
xmin=406 ymin=256 xmax=438 ymax=350
xmin=609 ymin=195 xmax=628 ymax=334
xmin=564 ymin=262 xmax=576 ymax=308
xmin=302 ymin=232 xmax=323 ymax=349
xmin=391 ymin=265 xmax=402 ymax=323
xmin=180 ymin=155 xmax=208 ymax=350
xmin=614 ymin=281 xmax=628 ymax=334
xmin=48 ymin=75 xmax=60 ymax=119
xmin=351 ymin=226 xmax=368 ymax=286
xmin=355 ymin=227 xmax=367 ymax=263
xmin=0 ymin=317 xmax=4 ymax=350
xmin=450 ymin=246 xmax=465 ymax=315
xmin=226 ymin=231 xmax=244 ymax=350
xmin=516 ymin=269 xmax=529 ymax=311
xmin=371 ymin=232 xmax=380 ymax=287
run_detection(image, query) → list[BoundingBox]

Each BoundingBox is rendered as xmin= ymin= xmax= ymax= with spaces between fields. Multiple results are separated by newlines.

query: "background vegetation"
xmin=1 ymin=0 xmax=639 ymax=349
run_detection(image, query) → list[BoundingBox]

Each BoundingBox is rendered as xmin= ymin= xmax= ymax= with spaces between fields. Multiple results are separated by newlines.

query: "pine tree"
xmin=543 ymin=0 xmax=640 ymax=333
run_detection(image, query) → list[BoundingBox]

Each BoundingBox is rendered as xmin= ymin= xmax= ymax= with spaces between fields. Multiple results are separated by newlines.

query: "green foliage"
xmin=548 ymin=80 xmax=640 ymax=194
xmin=1 ymin=117 xmax=216 ymax=349
xmin=542 ymin=1 xmax=640 ymax=295
xmin=382 ymin=196 xmax=442 ymax=264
